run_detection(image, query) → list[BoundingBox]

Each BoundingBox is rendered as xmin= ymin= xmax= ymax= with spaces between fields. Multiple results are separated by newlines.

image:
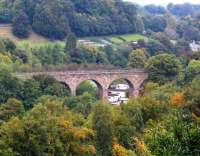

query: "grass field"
xmin=116 ymin=34 xmax=148 ymax=42
xmin=107 ymin=37 xmax=124 ymax=44
xmin=16 ymin=41 xmax=65 ymax=51
xmin=82 ymin=33 xmax=148 ymax=42
xmin=0 ymin=24 xmax=148 ymax=48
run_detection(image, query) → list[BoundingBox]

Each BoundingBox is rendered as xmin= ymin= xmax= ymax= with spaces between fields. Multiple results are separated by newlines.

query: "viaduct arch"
xmin=16 ymin=70 xmax=148 ymax=100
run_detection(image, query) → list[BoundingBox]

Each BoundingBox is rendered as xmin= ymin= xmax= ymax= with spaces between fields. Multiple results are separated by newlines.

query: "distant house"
xmin=115 ymin=84 xmax=129 ymax=90
xmin=132 ymin=41 xmax=138 ymax=45
xmin=101 ymin=39 xmax=112 ymax=46
xmin=78 ymin=39 xmax=110 ymax=47
xmin=108 ymin=83 xmax=129 ymax=105
xmin=190 ymin=40 xmax=200 ymax=52
xmin=108 ymin=90 xmax=128 ymax=105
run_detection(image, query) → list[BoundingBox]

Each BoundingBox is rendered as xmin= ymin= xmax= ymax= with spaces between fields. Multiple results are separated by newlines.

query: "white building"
xmin=78 ymin=39 xmax=111 ymax=47
xmin=108 ymin=90 xmax=128 ymax=105
xmin=110 ymin=84 xmax=129 ymax=90
xmin=115 ymin=84 xmax=129 ymax=90
xmin=108 ymin=83 xmax=130 ymax=105
xmin=190 ymin=40 xmax=200 ymax=52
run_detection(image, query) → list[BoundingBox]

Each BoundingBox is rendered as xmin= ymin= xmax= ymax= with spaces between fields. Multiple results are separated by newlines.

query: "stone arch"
xmin=137 ymin=79 xmax=148 ymax=96
xmin=123 ymin=79 xmax=135 ymax=97
xmin=59 ymin=81 xmax=72 ymax=96
xmin=108 ymin=78 xmax=135 ymax=97
xmin=16 ymin=69 xmax=148 ymax=101
xmin=75 ymin=79 xmax=104 ymax=99
xmin=107 ymin=78 xmax=135 ymax=104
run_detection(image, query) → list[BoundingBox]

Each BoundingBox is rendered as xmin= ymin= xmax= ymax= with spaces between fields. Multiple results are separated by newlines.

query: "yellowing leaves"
xmin=1 ymin=117 xmax=24 ymax=139
xmin=144 ymin=82 xmax=159 ymax=95
xmin=113 ymin=144 xmax=136 ymax=156
xmin=0 ymin=53 xmax=12 ymax=65
xmin=134 ymin=138 xmax=153 ymax=156
xmin=170 ymin=92 xmax=186 ymax=107
xmin=192 ymin=113 xmax=200 ymax=124
xmin=74 ymin=127 xmax=94 ymax=140
xmin=57 ymin=116 xmax=95 ymax=155
xmin=76 ymin=144 xmax=96 ymax=154
xmin=57 ymin=116 xmax=72 ymax=129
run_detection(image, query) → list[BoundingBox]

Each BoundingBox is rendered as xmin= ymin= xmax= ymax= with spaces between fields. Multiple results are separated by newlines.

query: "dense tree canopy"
xmin=143 ymin=15 xmax=167 ymax=32
xmin=145 ymin=53 xmax=182 ymax=84
xmin=32 ymin=0 xmax=70 ymax=39
xmin=144 ymin=5 xmax=167 ymax=15
xmin=128 ymin=49 xmax=147 ymax=68
xmin=12 ymin=11 xmax=30 ymax=38
xmin=167 ymin=3 xmax=200 ymax=17
xmin=0 ymin=0 xmax=140 ymax=39
xmin=0 ymin=2 xmax=200 ymax=156
xmin=186 ymin=60 xmax=200 ymax=81
xmin=93 ymin=103 xmax=113 ymax=156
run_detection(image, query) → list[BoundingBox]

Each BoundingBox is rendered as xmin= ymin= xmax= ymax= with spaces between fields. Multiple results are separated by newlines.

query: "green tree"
xmin=145 ymin=53 xmax=182 ymax=84
xmin=76 ymin=80 xmax=98 ymax=98
xmin=65 ymin=33 xmax=77 ymax=52
xmin=64 ymin=93 xmax=96 ymax=118
xmin=32 ymin=0 xmax=70 ymax=40
xmin=0 ymin=0 xmax=141 ymax=38
xmin=135 ymin=16 xmax=144 ymax=33
xmin=0 ymin=8 xmax=13 ymax=23
xmin=12 ymin=11 xmax=30 ymax=38
xmin=144 ymin=112 xmax=200 ymax=156
xmin=144 ymin=5 xmax=166 ymax=14
xmin=0 ymin=117 xmax=25 ymax=156
xmin=1 ymin=38 xmax=16 ymax=52
xmin=22 ymin=105 xmax=64 ymax=156
xmin=186 ymin=60 xmax=200 ymax=81
xmin=128 ymin=49 xmax=147 ymax=68
xmin=175 ymin=39 xmax=191 ymax=57
xmin=0 ymin=68 xmax=22 ymax=103
xmin=104 ymin=45 xmax=130 ymax=67
xmin=0 ymin=39 xmax=6 ymax=52
xmin=74 ymin=93 xmax=96 ymax=118
xmin=33 ymin=74 xmax=70 ymax=97
xmin=153 ymin=33 xmax=175 ymax=53
xmin=112 ymin=107 xmax=136 ymax=148
xmin=0 ymin=104 xmax=64 ymax=156
xmin=144 ymin=15 xmax=167 ymax=32
xmin=69 ymin=46 xmax=108 ymax=65
xmin=21 ymin=79 xmax=41 ymax=109
xmin=121 ymin=100 xmax=144 ymax=132
xmin=0 ymin=98 xmax=24 ymax=122
xmin=146 ymin=40 xmax=167 ymax=56
xmin=93 ymin=103 xmax=113 ymax=156
xmin=33 ymin=43 xmax=66 ymax=65
xmin=0 ymin=97 xmax=95 ymax=156
xmin=186 ymin=77 xmax=200 ymax=115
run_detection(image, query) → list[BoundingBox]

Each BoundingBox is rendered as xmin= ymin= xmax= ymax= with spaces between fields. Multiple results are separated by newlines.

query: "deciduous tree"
xmin=93 ymin=102 xmax=113 ymax=156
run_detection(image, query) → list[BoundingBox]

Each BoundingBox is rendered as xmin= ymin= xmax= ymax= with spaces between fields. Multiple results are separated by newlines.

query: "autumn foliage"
xmin=170 ymin=92 xmax=186 ymax=107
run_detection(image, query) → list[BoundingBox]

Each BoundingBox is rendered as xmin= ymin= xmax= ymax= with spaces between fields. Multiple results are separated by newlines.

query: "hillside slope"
xmin=0 ymin=0 xmax=141 ymax=39
xmin=0 ymin=24 xmax=48 ymax=43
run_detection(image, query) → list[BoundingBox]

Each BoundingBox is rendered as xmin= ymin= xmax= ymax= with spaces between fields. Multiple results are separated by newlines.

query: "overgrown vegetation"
xmin=0 ymin=1 xmax=200 ymax=156
xmin=0 ymin=65 xmax=200 ymax=156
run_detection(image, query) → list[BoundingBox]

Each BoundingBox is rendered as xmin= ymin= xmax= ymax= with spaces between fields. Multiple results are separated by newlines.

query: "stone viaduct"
xmin=17 ymin=69 xmax=148 ymax=100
